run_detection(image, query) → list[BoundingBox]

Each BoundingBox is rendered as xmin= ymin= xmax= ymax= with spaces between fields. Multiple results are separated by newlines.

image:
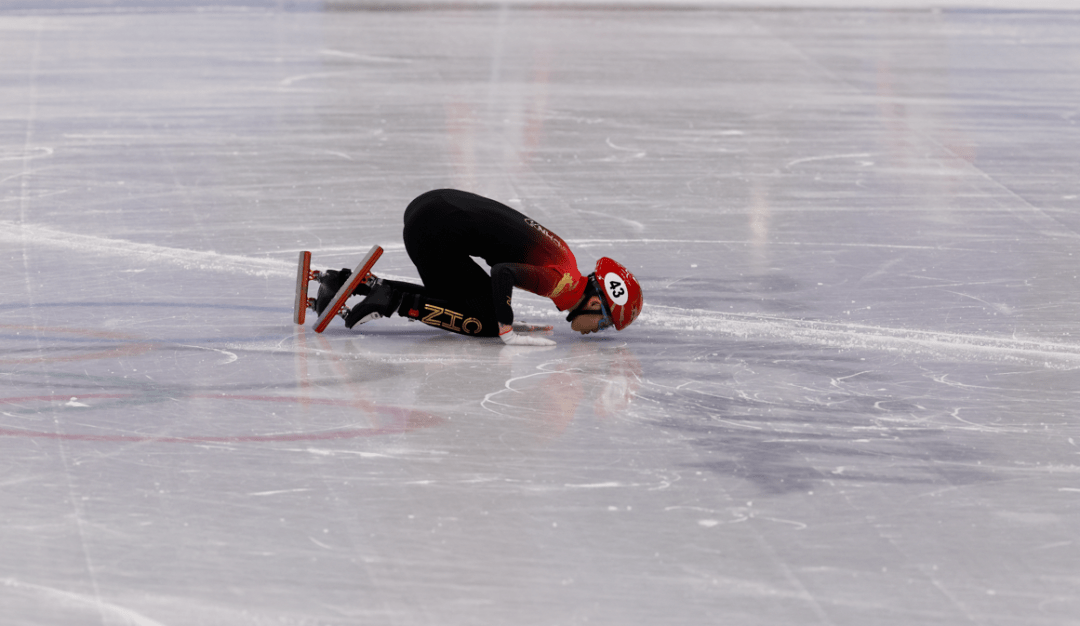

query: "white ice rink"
xmin=2 ymin=1 xmax=1079 ymax=624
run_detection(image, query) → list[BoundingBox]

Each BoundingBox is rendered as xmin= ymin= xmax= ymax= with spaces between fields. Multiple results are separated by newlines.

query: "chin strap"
xmin=565 ymin=274 xmax=601 ymax=322
xmin=564 ymin=274 xmax=614 ymax=332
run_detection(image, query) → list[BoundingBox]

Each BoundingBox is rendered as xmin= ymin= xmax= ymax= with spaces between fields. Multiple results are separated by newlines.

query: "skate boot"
xmin=344 ymin=278 xmax=401 ymax=328
xmin=350 ymin=272 xmax=379 ymax=297
xmin=314 ymin=268 xmax=351 ymax=315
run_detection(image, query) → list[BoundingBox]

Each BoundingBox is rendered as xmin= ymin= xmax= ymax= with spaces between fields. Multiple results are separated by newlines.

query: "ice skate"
xmin=315 ymin=268 xmax=384 ymax=315
xmin=344 ymin=278 xmax=402 ymax=328
xmin=293 ymin=246 xmax=384 ymax=332
xmin=314 ymin=268 xmax=351 ymax=315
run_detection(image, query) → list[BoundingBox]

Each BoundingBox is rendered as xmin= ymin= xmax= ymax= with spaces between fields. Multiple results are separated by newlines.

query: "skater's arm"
xmin=492 ymin=263 xmax=560 ymax=346
xmin=490 ymin=263 xmax=562 ymax=326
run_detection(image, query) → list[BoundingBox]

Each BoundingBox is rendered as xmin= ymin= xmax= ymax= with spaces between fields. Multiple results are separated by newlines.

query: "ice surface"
xmin=2 ymin=3 xmax=1079 ymax=625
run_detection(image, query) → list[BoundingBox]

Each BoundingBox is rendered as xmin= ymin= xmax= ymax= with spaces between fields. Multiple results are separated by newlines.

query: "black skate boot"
xmin=314 ymin=268 xmax=351 ymax=315
xmin=344 ymin=279 xmax=401 ymax=328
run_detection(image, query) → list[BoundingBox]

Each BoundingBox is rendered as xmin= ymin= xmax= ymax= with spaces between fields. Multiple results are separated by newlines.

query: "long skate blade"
xmin=313 ymin=245 xmax=384 ymax=333
xmin=293 ymin=250 xmax=312 ymax=325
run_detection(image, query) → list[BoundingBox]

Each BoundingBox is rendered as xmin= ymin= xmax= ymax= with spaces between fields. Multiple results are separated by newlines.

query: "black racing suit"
xmin=386 ymin=189 xmax=588 ymax=337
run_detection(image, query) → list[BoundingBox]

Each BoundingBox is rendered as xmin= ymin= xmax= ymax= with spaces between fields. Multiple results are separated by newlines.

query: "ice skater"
xmin=314 ymin=189 xmax=643 ymax=346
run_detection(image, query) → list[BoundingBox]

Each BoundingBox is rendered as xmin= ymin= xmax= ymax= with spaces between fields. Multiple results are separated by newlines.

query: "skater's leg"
xmin=380 ymin=279 xmax=426 ymax=296
xmin=343 ymin=192 xmax=499 ymax=336
xmin=343 ymin=276 xmax=497 ymax=337
xmin=396 ymin=291 xmax=499 ymax=337
xmin=402 ymin=192 xmax=491 ymax=299
xmin=314 ymin=267 xmax=422 ymax=314
xmin=393 ymin=252 xmax=496 ymax=336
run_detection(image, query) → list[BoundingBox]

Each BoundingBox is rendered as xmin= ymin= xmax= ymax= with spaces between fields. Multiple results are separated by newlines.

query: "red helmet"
xmin=591 ymin=257 xmax=643 ymax=331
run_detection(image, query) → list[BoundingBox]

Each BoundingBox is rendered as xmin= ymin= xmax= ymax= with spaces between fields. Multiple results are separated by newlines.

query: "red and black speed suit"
xmin=384 ymin=189 xmax=588 ymax=337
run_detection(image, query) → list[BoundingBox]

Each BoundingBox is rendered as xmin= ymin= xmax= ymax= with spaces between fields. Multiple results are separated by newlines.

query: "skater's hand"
xmin=502 ymin=331 xmax=555 ymax=346
xmin=500 ymin=324 xmax=555 ymax=347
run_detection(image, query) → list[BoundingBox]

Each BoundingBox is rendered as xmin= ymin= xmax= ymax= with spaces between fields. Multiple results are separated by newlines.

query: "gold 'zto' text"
xmin=421 ymin=305 xmax=483 ymax=334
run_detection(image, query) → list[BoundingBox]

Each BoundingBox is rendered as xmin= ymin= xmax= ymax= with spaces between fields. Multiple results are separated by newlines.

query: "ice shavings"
xmin=643 ymin=304 xmax=1080 ymax=368
xmin=0 ymin=221 xmax=291 ymax=278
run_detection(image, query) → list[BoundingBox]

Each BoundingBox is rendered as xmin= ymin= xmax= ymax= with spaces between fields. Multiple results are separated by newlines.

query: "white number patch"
xmin=603 ymin=272 xmax=629 ymax=306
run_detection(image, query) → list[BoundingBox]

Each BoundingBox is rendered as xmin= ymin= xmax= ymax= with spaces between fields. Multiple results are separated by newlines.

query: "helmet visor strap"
xmin=565 ymin=275 xmax=614 ymax=331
